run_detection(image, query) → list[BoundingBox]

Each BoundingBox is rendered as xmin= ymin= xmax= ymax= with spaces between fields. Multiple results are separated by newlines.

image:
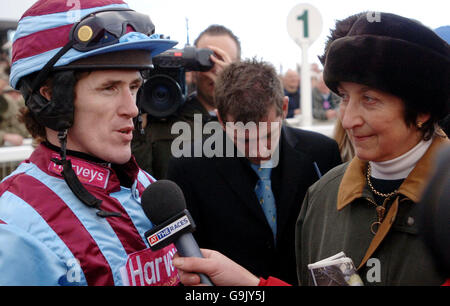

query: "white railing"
xmin=0 ymin=138 xmax=34 ymax=179
xmin=286 ymin=115 xmax=336 ymax=138
xmin=0 ymin=138 xmax=34 ymax=162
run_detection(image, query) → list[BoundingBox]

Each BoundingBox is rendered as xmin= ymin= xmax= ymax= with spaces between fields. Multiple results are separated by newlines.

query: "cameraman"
xmin=132 ymin=25 xmax=241 ymax=179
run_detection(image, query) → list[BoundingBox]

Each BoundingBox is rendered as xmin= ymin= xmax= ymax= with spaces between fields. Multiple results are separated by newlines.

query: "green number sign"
xmin=297 ymin=10 xmax=309 ymax=38
xmin=287 ymin=4 xmax=322 ymax=46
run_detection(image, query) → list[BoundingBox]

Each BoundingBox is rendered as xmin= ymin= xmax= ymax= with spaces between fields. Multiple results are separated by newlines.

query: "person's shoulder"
xmin=0 ymin=165 xmax=32 ymax=189
xmin=0 ymin=160 xmax=58 ymax=201
xmin=0 ymin=168 xmax=49 ymax=229
xmin=308 ymin=162 xmax=348 ymax=194
xmin=136 ymin=168 xmax=156 ymax=185
xmin=168 ymin=140 xmax=211 ymax=168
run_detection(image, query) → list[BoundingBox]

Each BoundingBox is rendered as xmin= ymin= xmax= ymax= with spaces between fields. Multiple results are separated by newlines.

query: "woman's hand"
xmin=173 ymin=248 xmax=260 ymax=286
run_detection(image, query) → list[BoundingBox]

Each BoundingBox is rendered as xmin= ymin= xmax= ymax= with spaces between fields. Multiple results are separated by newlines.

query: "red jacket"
xmin=258 ymin=277 xmax=291 ymax=286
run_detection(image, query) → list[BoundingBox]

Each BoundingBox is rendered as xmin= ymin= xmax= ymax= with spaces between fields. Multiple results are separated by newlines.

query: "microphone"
xmin=141 ymin=179 xmax=214 ymax=286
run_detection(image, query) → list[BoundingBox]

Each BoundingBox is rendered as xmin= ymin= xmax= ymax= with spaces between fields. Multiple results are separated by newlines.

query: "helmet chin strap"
xmin=51 ymin=129 xmax=121 ymax=218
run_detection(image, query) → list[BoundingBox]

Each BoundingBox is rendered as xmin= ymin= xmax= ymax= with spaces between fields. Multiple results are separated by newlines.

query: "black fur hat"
xmin=320 ymin=12 xmax=450 ymax=120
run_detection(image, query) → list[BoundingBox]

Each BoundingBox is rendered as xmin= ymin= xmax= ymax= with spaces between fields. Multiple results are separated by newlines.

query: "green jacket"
xmin=295 ymin=135 xmax=448 ymax=286
xmin=132 ymin=93 xmax=213 ymax=179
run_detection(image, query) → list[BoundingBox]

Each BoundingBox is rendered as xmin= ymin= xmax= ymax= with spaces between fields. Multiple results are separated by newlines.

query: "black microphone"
xmin=141 ymin=179 xmax=214 ymax=286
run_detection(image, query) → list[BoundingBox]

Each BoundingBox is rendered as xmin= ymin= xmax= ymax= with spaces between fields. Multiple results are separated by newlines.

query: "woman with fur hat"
xmin=294 ymin=11 xmax=449 ymax=286
xmin=172 ymin=11 xmax=449 ymax=286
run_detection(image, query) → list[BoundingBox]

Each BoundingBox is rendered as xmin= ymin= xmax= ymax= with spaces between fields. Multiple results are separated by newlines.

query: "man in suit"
xmin=167 ymin=59 xmax=342 ymax=284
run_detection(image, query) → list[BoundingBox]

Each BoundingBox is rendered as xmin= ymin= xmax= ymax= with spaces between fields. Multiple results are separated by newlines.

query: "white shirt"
xmin=369 ymin=138 xmax=432 ymax=180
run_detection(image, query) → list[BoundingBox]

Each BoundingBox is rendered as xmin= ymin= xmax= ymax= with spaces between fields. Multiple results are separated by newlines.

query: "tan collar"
xmin=337 ymin=135 xmax=449 ymax=210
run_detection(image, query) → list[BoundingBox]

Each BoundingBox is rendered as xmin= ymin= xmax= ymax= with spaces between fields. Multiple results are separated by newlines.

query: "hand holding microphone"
xmin=141 ymin=179 xmax=214 ymax=286
xmin=141 ymin=180 xmax=260 ymax=286
xmin=172 ymin=248 xmax=260 ymax=287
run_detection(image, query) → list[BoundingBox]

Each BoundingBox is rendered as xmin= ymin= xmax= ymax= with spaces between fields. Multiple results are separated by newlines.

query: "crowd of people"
xmin=281 ymin=66 xmax=341 ymax=122
xmin=0 ymin=54 xmax=29 ymax=147
xmin=0 ymin=0 xmax=448 ymax=287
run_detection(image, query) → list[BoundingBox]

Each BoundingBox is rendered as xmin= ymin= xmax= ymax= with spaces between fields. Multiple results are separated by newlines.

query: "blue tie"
xmin=251 ymin=164 xmax=277 ymax=241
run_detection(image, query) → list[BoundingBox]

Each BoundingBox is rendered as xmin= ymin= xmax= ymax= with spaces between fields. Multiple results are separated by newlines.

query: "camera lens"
xmin=152 ymin=85 xmax=170 ymax=104
xmin=141 ymin=75 xmax=184 ymax=118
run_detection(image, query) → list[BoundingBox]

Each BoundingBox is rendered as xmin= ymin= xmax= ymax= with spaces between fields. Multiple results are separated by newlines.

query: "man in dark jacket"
xmin=167 ymin=59 xmax=342 ymax=284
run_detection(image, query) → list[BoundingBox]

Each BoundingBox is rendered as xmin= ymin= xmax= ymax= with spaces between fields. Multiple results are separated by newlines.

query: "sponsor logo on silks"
xmin=120 ymin=244 xmax=180 ymax=286
xmin=147 ymin=215 xmax=191 ymax=247
xmin=48 ymin=153 xmax=110 ymax=189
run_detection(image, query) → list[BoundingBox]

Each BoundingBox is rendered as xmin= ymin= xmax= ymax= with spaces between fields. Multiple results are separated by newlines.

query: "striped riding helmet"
xmin=10 ymin=0 xmax=177 ymax=89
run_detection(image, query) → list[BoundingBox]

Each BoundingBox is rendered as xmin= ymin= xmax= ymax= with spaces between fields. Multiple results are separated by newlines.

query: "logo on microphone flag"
xmin=121 ymin=244 xmax=180 ymax=286
xmin=147 ymin=215 xmax=191 ymax=247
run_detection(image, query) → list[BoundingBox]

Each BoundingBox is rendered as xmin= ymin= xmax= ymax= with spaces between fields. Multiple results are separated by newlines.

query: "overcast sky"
xmin=2 ymin=0 xmax=448 ymax=73
xmin=128 ymin=0 xmax=448 ymax=73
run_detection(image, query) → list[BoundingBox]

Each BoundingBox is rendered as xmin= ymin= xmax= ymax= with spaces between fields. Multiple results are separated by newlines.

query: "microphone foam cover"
xmin=141 ymin=179 xmax=187 ymax=225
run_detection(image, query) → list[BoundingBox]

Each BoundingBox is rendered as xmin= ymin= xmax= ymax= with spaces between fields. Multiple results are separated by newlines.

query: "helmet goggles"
xmin=30 ymin=8 xmax=156 ymax=92
xmin=70 ymin=8 xmax=155 ymax=52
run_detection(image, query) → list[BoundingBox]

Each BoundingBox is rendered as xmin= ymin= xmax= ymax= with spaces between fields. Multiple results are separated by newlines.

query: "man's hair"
xmin=194 ymin=24 xmax=241 ymax=59
xmin=214 ymin=58 xmax=284 ymax=123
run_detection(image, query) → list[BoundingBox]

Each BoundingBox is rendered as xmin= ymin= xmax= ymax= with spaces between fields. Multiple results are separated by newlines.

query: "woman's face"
xmin=337 ymin=82 xmax=429 ymax=162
